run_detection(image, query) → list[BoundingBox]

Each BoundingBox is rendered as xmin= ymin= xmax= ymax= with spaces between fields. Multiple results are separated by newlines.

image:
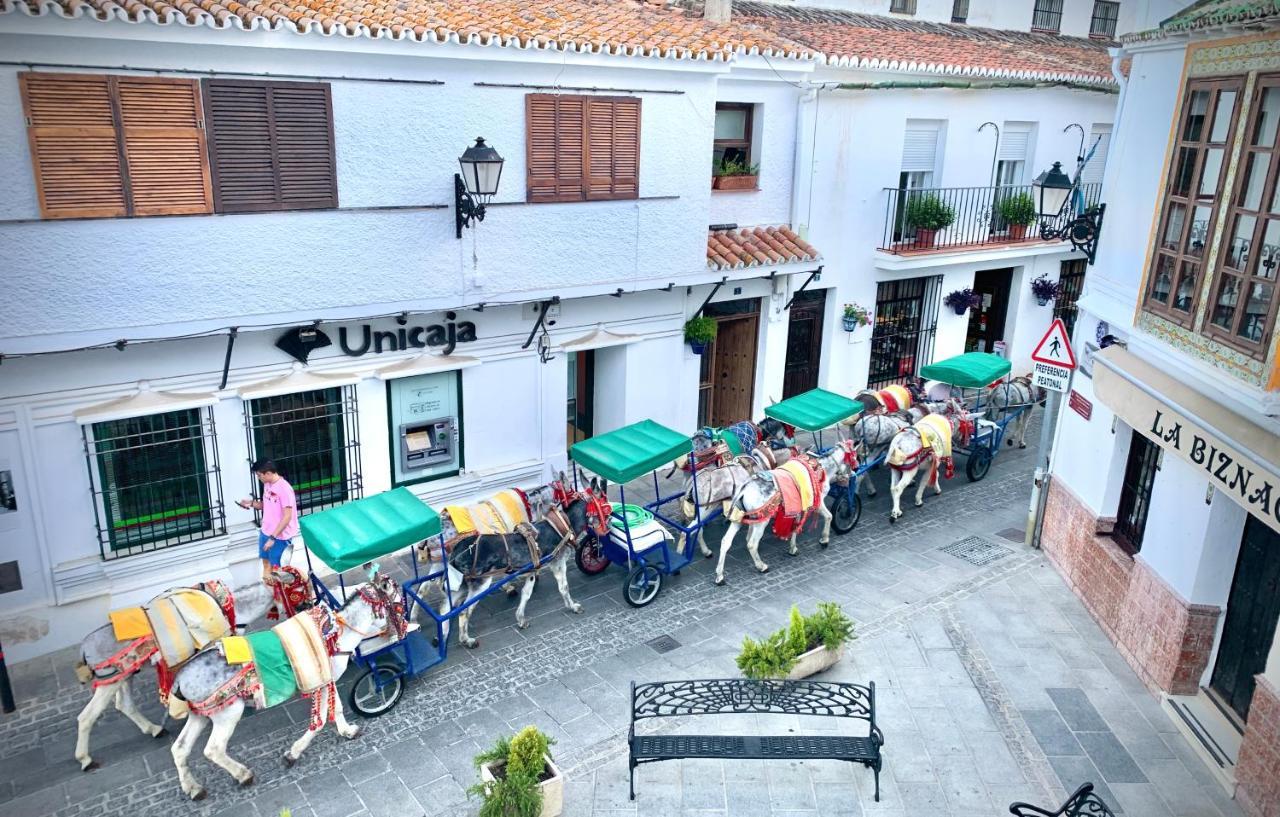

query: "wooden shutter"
xmin=116 ymin=77 xmax=212 ymax=216
xmin=20 ymin=72 xmax=127 ymax=218
xmin=585 ymin=97 xmax=640 ymax=200
xmin=526 ymin=95 xmax=585 ymax=202
xmin=204 ymin=80 xmax=336 ymax=213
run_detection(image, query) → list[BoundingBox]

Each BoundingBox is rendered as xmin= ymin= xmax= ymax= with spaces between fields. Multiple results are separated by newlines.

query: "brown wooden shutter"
xmin=526 ymin=95 xmax=585 ymax=203
xmin=585 ymin=97 xmax=640 ymax=201
xmin=19 ymin=72 xmax=128 ymax=218
xmin=204 ymin=80 xmax=337 ymax=213
xmin=116 ymin=77 xmax=213 ymax=216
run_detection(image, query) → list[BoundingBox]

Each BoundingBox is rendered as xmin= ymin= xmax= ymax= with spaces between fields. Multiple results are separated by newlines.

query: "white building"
xmin=0 ymin=0 xmax=1115 ymax=664
xmin=1042 ymin=2 xmax=1280 ymax=815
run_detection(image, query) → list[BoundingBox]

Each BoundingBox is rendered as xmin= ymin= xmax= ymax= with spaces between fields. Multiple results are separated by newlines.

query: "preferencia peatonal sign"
xmin=1030 ymin=318 xmax=1076 ymax=393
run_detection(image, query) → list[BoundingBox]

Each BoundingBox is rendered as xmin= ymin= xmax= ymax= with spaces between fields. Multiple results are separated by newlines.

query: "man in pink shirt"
xmin=237 ymin=460 xmax=300 ymax=580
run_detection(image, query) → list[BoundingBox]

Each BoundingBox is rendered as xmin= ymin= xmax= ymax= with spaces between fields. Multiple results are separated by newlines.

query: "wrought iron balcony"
xmin=877 ymin=182 xmax=1103 ymax=256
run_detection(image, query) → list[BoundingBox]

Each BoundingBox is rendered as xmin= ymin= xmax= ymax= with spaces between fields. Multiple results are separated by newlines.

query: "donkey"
xmin=168 ymin=575 xmax=402 ymax=800
xmin=679 ymin=456 xmax=758 ymax=559
xmin=713 ymin=442 xmax=856 ymax=586
xmin=419 ymin=496 xmax=607 ymax=648
xmin=671 ymin=417 xmax=794 ymax=477
xmin=885 ymin=399 xmax=973 ymax=521
xmin=843 ymin=412 xmax=910 ymax=500
xmin=986 ymin=375 xmax=1044 ymax=449
xmin=73 ymin=579 xmax=280 ymax=772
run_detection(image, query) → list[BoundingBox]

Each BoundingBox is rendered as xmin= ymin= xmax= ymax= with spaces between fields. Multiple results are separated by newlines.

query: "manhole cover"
xmin=940 ymin=536 xmax=1013 ymax=567
xmin=995 ymin=527 xmax=1026 ymax=542
xmin=646 ymin=634 xmax=681 ymax=654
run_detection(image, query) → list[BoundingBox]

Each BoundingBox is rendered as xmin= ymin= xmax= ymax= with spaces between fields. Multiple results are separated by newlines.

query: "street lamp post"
xmin=455 ymin=137 xmax=505 ymax=239
xmin=1031 ymin=160 xmax=1106 ymax=264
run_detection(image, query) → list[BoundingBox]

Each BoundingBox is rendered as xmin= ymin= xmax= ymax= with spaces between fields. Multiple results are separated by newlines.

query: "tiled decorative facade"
xmin=1236 ymin=676 xmax=1280 ymax=817
xmin=1041 ymin=479 xmax=1221 ymax=696
xmin=1188 ymin=35 xmax=1280 ymax=78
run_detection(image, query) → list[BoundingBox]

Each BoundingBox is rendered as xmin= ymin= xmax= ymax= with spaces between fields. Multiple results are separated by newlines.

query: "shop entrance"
xmin=965 ymin=267 xmax=1013 ymax=354
xmin=782 ymin=288 xmax=826 ymax=399
xmin=567 ymin=350 xmax=595 ymax=447
xmin=1210 ymin=515 xmax=1280 ymax=724
xmin=868 ymin=276 xmax=941 ymax=389
xmin=698 ymin=299 xmax=760 ymax=428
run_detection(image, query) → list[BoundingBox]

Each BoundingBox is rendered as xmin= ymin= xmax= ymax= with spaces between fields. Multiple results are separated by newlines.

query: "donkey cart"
xmin=918 ymin=352 xmax=1026 ymax=482
xmin=763 ymin=388 xmax=866 ymax=534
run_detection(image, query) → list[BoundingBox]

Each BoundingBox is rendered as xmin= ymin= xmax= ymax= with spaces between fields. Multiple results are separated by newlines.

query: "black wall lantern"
xmin=456 ymin=137 xmax=504 ymax=239
xmin=1032 ymin=160 xmax=1107 ymax=265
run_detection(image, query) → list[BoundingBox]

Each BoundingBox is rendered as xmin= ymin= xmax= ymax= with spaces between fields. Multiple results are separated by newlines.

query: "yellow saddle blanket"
xmin=109 ymin=607 xmax=151 ymax=641
xmin=443 ymin=490 xmax=529 ymax=536
xmin=778 ymin=460 xmax=817 ymax=510
xmin=147 ymin=588 xmax=230 ymax=667
xmin=220 ymin=635 xmax=253 ymax=665
xmin=915 ymin=414 xmax=953 ymax=460
xmin=273 ymin=609 xmax=332 ymax=694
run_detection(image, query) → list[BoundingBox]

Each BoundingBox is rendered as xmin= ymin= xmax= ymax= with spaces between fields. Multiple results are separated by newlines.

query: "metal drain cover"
xmin=646 ymin=634 xmax=681 ymax=654
xmin=940 ymin=536 xmax=1013 ymax=567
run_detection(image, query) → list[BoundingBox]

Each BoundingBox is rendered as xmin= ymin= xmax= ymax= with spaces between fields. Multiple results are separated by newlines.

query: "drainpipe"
xmin=790 ymin=85 xmax=820 ymax=241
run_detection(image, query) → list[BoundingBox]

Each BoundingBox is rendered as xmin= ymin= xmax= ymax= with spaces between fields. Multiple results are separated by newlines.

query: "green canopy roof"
xmin=569 ymin=419 xmax=690 ymax=483
xmin=764 ymin=388 xmax=864 ymax=431
xmin=299 ymin=487 xmax=441 ymax=573
xmin=919 ymin=352 xmax=1012 ymax=389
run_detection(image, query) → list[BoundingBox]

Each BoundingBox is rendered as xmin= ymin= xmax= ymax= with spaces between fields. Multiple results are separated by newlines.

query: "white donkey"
xmin=885 ymin=399 xmax=972 ymax=522
xmin=986 ymin=375 xmax=1044 ymax=449
xmin=713 ymin=442 xmax=856 ymax=586
xmin=168 ymin=574 xmax=402 ymax=800
xmin=843 ymin=413 xmax=910 ymax=500
xmin=73 ymin=578 xmax=279 ymax=772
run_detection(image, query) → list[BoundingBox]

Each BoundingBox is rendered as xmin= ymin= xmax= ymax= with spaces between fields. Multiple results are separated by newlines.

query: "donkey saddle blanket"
xmin=234 ymin=607 xmax=334 ymax=708
xmin=109 ymin=588 xmax=230 ymax=668
xmin=772 ymin=458 xmax=826 ymax=518
xmin=442 ymin=489 xmax=530 ymax=539
xmin=914 ymin=414 xmax=953 ymax=460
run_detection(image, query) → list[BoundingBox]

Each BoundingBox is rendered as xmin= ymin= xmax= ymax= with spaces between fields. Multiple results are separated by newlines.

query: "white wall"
xmin=710 ymin=78 xmax=800 ymax=228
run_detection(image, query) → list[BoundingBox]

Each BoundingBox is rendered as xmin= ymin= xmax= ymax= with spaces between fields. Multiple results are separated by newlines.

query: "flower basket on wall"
xmin=943 ymin=288 xmax=982 ymax=316
xmin=842 ymin=302 xmax=872 ymax=332
xmin=712 ymin=158 xmax=760 ymax=191
xmin=684 ymin=316 xmax=718 ymax=355
xmin=1030 ymin=274 xmax=1062 ymax=306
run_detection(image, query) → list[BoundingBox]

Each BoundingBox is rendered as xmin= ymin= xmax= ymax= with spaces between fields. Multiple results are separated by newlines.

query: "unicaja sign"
xmin=338 ymin=312 xmax=478 ymax=357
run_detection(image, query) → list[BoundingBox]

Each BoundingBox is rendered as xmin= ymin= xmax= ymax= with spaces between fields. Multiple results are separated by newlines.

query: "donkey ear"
xmin=558 ymin=470 xmax=567 ymax=484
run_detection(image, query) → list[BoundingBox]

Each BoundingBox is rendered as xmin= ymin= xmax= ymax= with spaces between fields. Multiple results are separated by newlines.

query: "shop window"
xmin=246 ymin=387 xmax=361 ymax=514
xmin=203 ymin=79 xmax=338 ymax=213
xmin=1204 ymin=76 xmax=1280 ymax=357
xmin=1144 ymin=78 xmax=1243 ymax=325
xmin=1031 ymin=0 xmax=1064 ymax=32
xmin=19 ymin=72 xmax=213 ymax=219
xmin=386 ymin=371 xmax=463 ymax=486
xmin=1090 ymin=1 xmax=1120 ymax=39
xmin=85 ymin=408 xmax=224 ymax=560
xmin=526 ymin=94 xmax=640 ymax=202
xmin=713 ymin=102 xmax=755 ymax=174
xmin=868 ymin=276 xmax=941 ymax=389
xmin=1113 ymin=431 xmax=1160 ymax=555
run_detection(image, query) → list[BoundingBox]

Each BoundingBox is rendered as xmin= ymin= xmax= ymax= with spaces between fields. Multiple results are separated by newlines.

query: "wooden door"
xmin=965 ymin=268 xmax=1012 ymax=353
xmin=783 ymin=289 xmax=826 ymax=399
xmin=708 ymin=311 xmax=759 ymax=427
xmin=1210 ymin=516 xmax=1280 ymax=723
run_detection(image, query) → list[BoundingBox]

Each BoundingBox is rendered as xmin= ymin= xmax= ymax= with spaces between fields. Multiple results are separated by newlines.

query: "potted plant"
xmin=684 ymin=315 xmax=718 ymax=354
xmin=736 ymin=602 xmax=856 ymax=680
xmin=998 ymin=192 xmax=1038 ymax=240
xmin=1031 ymin=274 xmax=1062 ymax=306
xmin=842 ymin=302 xmax=872 ymax=332
xmin=943 ymin=288 xmax=982 ymax=316
xmin=472 ymin=726 xmax=564 ymax=817
xmin=712 ymin=157 xmax=761 ymax=190
xmin=903 ymin=192 xmax=956 ymax=249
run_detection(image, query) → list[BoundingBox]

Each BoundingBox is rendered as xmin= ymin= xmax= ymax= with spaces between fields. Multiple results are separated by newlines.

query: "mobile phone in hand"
xmin=237 ymin=498 xmax=253 ymax=510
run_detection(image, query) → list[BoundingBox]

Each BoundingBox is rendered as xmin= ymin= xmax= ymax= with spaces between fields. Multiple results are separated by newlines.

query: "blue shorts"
xmin=258 ymin=532 xmax=292 ymax=566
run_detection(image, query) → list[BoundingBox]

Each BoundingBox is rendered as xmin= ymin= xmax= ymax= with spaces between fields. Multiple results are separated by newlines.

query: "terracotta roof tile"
xmin=708 ymin=225 xmax=820 ymax=271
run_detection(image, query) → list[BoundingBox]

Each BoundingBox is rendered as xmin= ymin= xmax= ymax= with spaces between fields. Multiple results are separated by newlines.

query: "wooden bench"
xmin=628 ymin=678 xmax=884 ymax=801
xmin=1010 ymin=783 xmax=1116 ymax=817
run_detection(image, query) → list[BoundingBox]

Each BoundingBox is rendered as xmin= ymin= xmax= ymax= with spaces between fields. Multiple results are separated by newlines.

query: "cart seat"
xmin=356 ymin=620 xmax=419 ymax=655
xmin=606 ymin=519 xmax=671 ymax=553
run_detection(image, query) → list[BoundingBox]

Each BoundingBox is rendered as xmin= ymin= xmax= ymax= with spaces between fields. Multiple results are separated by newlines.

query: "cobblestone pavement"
xmin=0 ymin=412 xmax=1246 ymax=817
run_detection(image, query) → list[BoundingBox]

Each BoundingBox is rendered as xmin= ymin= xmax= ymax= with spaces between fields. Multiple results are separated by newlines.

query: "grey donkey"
xmin=74 ymin=578 xmax=278 ymax=771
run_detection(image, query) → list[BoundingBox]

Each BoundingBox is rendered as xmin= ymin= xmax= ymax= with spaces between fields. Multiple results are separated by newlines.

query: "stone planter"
xmin=912 ymin=228 xmax=938 ymax=249
xmin=479 ymin=755 xmax=564 ymax=817
xmin=714 ymin=174 xmax=759 ymax=190
xmin=787 ymin=644 xmax=844 ymax=679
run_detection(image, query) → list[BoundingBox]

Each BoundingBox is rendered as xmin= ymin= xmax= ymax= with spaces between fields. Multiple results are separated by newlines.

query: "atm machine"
xmin=399 ymin=417 xmax=454 ymax=473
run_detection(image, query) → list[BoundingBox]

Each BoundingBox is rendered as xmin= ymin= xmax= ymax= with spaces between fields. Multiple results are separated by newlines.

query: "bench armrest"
xmin=870 ymin=723 xmax=885 ymax=748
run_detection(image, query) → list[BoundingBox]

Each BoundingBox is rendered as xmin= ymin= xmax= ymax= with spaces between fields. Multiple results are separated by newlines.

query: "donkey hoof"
xmin=1018 ymin=442 xmax=1027 ymax=449
xmin=240 ymin=773 xmax=255 ymax=787
xmin=283 ymin=754 xmax=297 ymax=768
xmin=342 ymin=726 xmax=361 ymax=740
xmin=516 ymin=619 xmax=529 ymax=630
xmin=714 ymin=576 xmax=726 ymax=587
xmin=81 ymin=760 xmax=100 ymax=772
xmin=571 ymin=604 xmax=584 ymax=614
xmin=889 ymin=515 xmax=898 ymax=525
xmin=759 ymin=564 xmax=770 ymax=574
xmin=153 ymin=727 xmax=169 ymax=739
xmin=463 ymin=639 xmax=479 ymax=649
xmin=820 ymin=540 xmax=830 ymax=549
xmin=192 ymin=788 xmax=207 ymax=802
xmin=914 ymin=500 xmax=923 ymax=508
xmin=703 ymin=551 xmax=713 ymax=560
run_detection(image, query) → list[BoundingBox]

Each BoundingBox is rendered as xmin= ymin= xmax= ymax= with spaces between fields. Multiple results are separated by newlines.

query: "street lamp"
xmin=1032 ymin=160 xmax=1107 ymax=265
xmin=456 ymin=137 xmax=504 ymax=239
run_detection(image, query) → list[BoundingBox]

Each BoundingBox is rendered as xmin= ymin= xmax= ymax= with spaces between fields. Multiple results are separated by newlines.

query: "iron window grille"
xmin=951 ymin=0 xmax=969 ymax=23
xmin=890 ymin=0 xmax=916 ymax=14
xmin=1055 ymin=259 xmax=1088 ymax=339
xmin=1113 ymin=431 xmax=1160 ymax=554
xmin=1090 ymin=1 xmax=1119 ymax=39
xmin=1031 ymin=0 xmax=1064 ymax=32
xmin=868 ymin=275 xmax=941 ymax=390
xmin=244 ymin=386 xmax=362 ymax=516
xmin=84 ymin=407 xmax=225 ymax=560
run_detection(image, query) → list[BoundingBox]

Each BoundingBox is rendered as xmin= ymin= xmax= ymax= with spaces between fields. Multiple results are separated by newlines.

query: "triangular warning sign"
xmin=1031 ymin=318 xmax=1077 ymax=369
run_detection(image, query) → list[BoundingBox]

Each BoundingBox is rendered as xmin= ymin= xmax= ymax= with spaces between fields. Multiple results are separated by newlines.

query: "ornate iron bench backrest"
xmin=1009 ymin=784 xmax=1116 ymax=817
xmin=631 ymin=679 xmax=875 ymax=722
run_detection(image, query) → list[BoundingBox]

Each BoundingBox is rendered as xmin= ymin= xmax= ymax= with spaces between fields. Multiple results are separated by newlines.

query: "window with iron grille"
xmin=1113 ymin=431 xmax=1160 ymax=555
xmin=245 ymin=387 xmax=361 ymax=514
xmin=1090 ymin=1 xmax=1119 ymax=39
xmin=1031 ymin=0 xmax=1064 ymax=32
xmin=1054 ymin=259 xmax=1088 ymax=339
xmin=951 ymin=0 xmax=969 ymax=23
xmin=890 ymin=0 xmax=916 ymax=14
xmin=84 ymin=408 xmax=224 ymax=560
xmin=868 ymin=276 xmax=941 ymax=389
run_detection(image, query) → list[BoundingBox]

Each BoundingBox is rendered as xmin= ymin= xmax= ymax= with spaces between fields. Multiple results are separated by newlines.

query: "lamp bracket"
xmin=455 ymin=174 xmax=486 ymax=239
xmin=1040 ymin=203 xmax=1106 ymax=265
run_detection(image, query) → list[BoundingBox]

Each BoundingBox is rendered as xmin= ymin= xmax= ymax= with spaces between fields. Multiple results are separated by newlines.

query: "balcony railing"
xmin=878 ymin=182 xmax=1103 ymax=256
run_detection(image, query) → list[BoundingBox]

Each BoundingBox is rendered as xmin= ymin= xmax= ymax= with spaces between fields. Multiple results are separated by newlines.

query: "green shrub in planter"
xmin=684 ymin=316 xmax=718 ymax=346
xmin=736 ymin=603 xmax=856 ymax=680
xmin=904 ymin=193 xmax=956 ymax=231
xmin=998 ymin=192 xmax=1038 ymax=227
xmin=470 ymin=726 xmax=557 ymax=817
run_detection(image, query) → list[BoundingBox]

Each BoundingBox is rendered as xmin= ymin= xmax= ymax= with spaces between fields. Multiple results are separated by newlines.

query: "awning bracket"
xmin=521 ymin=297 xmax=560 ymax=350
xmin=783 ymin=266 xmax=823 ymax=310
xmin=693 ymin=276 xmax=729 ymax=320
xmin=219 ymin=327 xmax=239 ymax=390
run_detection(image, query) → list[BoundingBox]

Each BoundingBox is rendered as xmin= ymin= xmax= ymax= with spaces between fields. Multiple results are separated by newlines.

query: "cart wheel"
xmin=575 ymin=537 xmax=610 ymax=575
xmin=829 ymin=492 xmax=861 ymax=536
xmin=348 ymin=665 xmax=404 ymax=718
xmin=966 ymin=449 xmax=993 ymax=482
xmin=623 ymin=564 xmax=663 ymax=608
